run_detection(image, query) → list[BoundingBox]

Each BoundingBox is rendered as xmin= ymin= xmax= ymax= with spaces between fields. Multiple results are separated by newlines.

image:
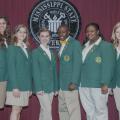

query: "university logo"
xmin=29 ymin=0 xmax=81 ymax=48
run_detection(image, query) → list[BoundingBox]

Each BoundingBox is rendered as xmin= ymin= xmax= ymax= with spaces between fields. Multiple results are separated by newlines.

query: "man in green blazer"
xmin=57 ymin=25 xmax=82 ymax=120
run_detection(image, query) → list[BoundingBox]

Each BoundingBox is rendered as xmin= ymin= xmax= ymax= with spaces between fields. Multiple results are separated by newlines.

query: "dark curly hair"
xmin=0 ymin=16 xmax=11 ymax=46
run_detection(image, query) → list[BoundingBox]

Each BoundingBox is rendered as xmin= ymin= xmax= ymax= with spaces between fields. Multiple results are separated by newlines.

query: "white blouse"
xmin=40 ymin=44 xmax=51 ymax=61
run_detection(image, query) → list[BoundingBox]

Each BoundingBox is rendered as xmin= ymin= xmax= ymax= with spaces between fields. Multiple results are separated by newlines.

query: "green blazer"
xmin=80 ymin=40 xmax=116 ymax=88
xmin=32 ymin=47 xmax=58 ymax=93
xmin=0 ymin=47 xmax=7 ymax=81
xmin=112 ymin=50 xmax=120 ymax=88
xmin=59 ymin=36 xmax=82 ymax=90
xmin=7 ymin=45 xmax=32 ymax=91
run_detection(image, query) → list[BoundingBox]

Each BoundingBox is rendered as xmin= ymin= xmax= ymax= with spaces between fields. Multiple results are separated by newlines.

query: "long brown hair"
xmin=111 ymin=22 xmax=120 ymax=47
xmin=0 ymin=16 xmax=11 ymax=45
xmin=11 ymin=24 xmax=29 ymax=46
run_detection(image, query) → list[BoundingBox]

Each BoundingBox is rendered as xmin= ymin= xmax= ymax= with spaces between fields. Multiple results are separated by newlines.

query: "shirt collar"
xmin=66 ymin=36 xmax=70 ymax=42
xmin=17 ymin=42 xmax=27 ymax=49
xmin=85 ymin=37 xmax=102 ymax=47
xmin=40 ymin=44 xmax=49 ymax=50
xmin=60 ymin=36 xmax=70 ymax=42
xmin=60 ymin=36 xmax=70 ymax=46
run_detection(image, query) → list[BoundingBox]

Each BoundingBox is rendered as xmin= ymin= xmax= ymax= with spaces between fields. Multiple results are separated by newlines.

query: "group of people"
xmin=0 ymin=16 xmax=120 ymax=120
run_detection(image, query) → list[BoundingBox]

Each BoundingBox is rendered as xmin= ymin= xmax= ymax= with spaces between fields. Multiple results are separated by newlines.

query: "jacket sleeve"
xmin=0 ymin=48 xmax=7 ymax=80
xmin=72 ymin=41 xmax=82 ymax=87
xmin=101 ymin=42 xmax=116 ymax=86
xmin=7 ymin=45 xmax=18 ymax=89
xmin=32 ymin=50 xmax=42 ymax=93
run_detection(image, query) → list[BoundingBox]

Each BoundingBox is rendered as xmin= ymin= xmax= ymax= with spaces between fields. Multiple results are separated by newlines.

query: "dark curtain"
xmin=0 ymin=0 xmax=120 ymax=119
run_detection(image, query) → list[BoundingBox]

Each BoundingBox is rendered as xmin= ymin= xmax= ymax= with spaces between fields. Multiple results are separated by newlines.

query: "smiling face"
xmin=85 ymin=25 xmax=99 ymax=42
xmin=16 ymin=27 xmax=27 ymax=43
xmin=39 ymin=31 xmax=51 ymax=45
xmin=0 ymin=18 xmax=7 ymax=35
xmin=57 ymin=26 xmax=70 ymax=41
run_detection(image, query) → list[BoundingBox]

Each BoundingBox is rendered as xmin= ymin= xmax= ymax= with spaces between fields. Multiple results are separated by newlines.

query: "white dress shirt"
xmin=116 ymin=47 xmax=120 ymax=59
xmin=4 ymin=39 xmax=8 ymax=48
xmin=17 ymin=42 xmax=28 ymax=58
xmin=82 ymin=37 xmax=102 ymax=62
xmin=40 ymin=44 xmax=51 ymax=61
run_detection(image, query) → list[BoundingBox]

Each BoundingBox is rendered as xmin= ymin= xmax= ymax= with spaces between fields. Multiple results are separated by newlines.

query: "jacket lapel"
xmin=51 ymin=50 xmax=56 ymax=65
xmin=60 ymin=38 xmax=71 ymax=59
xmin=17 ymin=46 xmax=29 ymax=60
xmin=38 ymin=47 xmax=51 ymax=62
xmin=83 ymin=40 xmax=102 ymax=63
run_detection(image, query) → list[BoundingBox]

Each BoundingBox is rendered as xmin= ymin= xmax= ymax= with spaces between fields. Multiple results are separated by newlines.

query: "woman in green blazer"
xmin=79 ymin=23 xmax=116 ymax=120
xmin=112 ymin=22 xmax=120 ymax=120
xmin=32 ymin=28 xmax=57 ymax=120
xmin=0 ymin=16 xmax=10 ymax=109
xmin=6 ymin=25 xmax=32 ymax=120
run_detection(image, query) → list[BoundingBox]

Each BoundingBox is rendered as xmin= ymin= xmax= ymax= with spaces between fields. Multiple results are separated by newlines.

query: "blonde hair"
xmin=112 ymin=22 xmax=120 ymax=47
xmin=11 ymin=24 xmax=29 ymax=45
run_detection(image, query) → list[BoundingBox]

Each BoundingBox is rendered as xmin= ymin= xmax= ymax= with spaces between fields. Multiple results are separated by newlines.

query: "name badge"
xmin=95 ymin=56 xmax=102 ymax=64
xmin=64 ymin=55 xmax=70 ymax=62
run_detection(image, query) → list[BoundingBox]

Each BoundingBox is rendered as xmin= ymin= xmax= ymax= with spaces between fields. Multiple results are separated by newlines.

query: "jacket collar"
xmin=85 ymin=37 xmax=102 ymax=47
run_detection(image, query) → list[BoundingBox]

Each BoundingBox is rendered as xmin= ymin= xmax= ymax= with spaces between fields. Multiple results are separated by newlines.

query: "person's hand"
xmin=13 ymin=89 xmax=20 ymax=97
xmin=29 ymin=91 xmax=32 ymax=97
xmin=101 ymin=85 xmax=108 ymax=94
xmin=54 ymin=91 xmax=58 ymax=96
xmin=37 ymin=91 xmax=44 ymax=96
xmin=109 ymin=89 xmax=114 ymax=96
xmin=68 ymin=83 xmax=77 ymax=91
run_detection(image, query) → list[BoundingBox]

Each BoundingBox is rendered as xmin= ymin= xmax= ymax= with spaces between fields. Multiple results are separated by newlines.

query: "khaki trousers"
xmin=37 ymin=92 xmax=53 ymax=120
xmin=113 ymin=87 xmax=120 ymax=120
xmin=58 ymin=90 xmax=81 ymax=120
xmin=0 ymin=81 xmax=7 ymax=108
